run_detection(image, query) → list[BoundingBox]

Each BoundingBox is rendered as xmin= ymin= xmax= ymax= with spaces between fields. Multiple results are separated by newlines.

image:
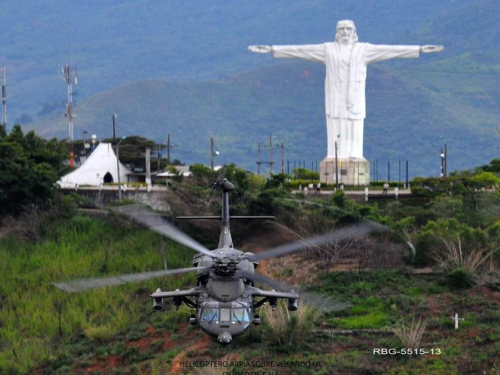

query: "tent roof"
xmin=59 ymin=143 xmax=133 ymax=187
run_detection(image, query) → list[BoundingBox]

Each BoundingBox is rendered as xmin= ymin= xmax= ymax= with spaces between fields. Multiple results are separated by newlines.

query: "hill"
xmin=29 ymin=58 xmax=500 ymax=178
xmin=1 ymin=0 xmax=493 ymax=125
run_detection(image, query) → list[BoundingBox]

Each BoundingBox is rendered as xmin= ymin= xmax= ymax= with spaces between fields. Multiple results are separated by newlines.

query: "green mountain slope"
xmin=29 ymin=59 xmax=500 ymax=178
xmin=1 ymin=0 xmax=487 ymax=124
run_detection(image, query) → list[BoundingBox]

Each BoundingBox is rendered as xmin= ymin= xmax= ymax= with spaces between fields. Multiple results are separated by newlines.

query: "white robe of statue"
xmin=249 ymin=20 xmax=443 ymax=160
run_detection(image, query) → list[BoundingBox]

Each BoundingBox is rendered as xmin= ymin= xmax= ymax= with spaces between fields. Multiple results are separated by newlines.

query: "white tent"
xmin=58 ymin=143 xmax=132 ymax=187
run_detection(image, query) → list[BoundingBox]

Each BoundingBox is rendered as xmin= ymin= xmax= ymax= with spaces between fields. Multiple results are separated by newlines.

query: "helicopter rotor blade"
xmin=238 ymin=270 xmax=292 ymax=292
xmin=248 ymin=221 xmax=387 ymax=262
xmin=238 ymin=270 xmax=351 ymax=312
xmin=111 ymin=204 xmax=220 ymax=259
xmin=53 ymin=267 xmax=205 ymax=293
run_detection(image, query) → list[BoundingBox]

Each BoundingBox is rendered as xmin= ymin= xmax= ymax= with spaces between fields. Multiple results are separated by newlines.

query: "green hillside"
xmin=0 ymin=0 xmax=488 ymax=124
xmin=29 ymin=58 xmax=500 ymax=178
xmin=7 ymin=0 xmax=500 ymax=177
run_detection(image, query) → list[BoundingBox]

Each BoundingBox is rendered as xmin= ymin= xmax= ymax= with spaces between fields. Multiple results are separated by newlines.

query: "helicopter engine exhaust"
xmin=218 ymin=331 xmax=232 ymax=345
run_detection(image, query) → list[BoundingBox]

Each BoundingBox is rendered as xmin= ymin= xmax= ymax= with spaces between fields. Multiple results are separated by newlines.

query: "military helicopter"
xmin=54 ymin=179 xmax=382 ymax=344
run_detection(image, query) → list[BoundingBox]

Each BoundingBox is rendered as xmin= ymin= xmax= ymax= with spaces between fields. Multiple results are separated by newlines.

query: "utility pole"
xmin=116 ymin=136 xmax=126 ymax=202
xmin=256 ymin=134 xmax=275 ymax=176
xmin=444 ymin=143 xmax=448 ymax=177
xmin=440 ymin=144 xmax=448 ymax=178
xmin=112 ymin=112 xmax=117 ymax=141
xmin=279 ymin=142 xmax=285 ymax=174
xmin=62 ymin=63 xmax=78 ymax=166
xmin=145 ymin=147 xmax=151 ymax=187
xmin=268 ymin=134 xmax=274 ymax=175
xmin=1 ymin=66 xmax=6 ymax=131
xmin=406 ymin=160 xmax=409 ymax=188
xmin=398 ymin=159 xmax=401 ymax=187
xmin=256 ymin=144 xmax=263 ymax=175
xmin=164 ymin=133 xmax=178 ymax=167
xmin=387 ymin=160 xmax=391 ymax=183
xmin=335 ymin=141 xmax=339 ymax=189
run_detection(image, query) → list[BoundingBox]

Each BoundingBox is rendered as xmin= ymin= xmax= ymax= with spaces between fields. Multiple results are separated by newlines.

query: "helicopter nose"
xmin=218 ymin=332 xmax=232 ymax=345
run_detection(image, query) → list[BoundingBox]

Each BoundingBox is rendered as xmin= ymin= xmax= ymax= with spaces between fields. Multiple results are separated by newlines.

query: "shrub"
xmin=262 ymin=299 xmax=319 ymax=346
xmin=390 ymin=316 xmax=428 ymax=350
xmin=444 ymin=267 xmax=474 ymax=289
xmin=83 ymin=324 xmax=115 ymax=342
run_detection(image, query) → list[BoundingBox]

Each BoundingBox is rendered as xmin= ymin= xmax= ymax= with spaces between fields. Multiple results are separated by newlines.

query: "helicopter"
xmin=54 ymin=179 xmax=382 ymax=344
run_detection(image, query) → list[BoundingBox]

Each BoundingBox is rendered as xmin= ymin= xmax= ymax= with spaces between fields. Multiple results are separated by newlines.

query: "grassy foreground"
xmin=0 ymin=213 xmax=196 ymax=374
xmin=0 ymin=213 xmax=499 ymax=374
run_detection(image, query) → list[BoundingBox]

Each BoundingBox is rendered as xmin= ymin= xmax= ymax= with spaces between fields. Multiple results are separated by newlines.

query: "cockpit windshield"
xmin=201 ymin=308 xmax=219 ymax=322
xmin=200 ymin=307 xmax=250 ymax=323
xmin=232 ymin=308 xmax=250 ymax=323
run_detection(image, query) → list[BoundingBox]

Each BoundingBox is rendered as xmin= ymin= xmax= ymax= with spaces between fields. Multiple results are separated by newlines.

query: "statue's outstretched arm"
xmin=248 ymin=45 xmax=272 ymax=54
xmin=249 ymin=44 xmax=326 ymax=63
xmin=420 ymin=45 xmax=444 ymax=53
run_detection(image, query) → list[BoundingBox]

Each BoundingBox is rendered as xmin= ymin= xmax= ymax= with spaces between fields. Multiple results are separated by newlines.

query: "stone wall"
xmin=60 ymin=188 xmax=172 ymax=212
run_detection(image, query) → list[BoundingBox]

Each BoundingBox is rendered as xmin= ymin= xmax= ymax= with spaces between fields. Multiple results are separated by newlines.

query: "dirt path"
xmin=170 ymin=335 xmax=211 ymax=374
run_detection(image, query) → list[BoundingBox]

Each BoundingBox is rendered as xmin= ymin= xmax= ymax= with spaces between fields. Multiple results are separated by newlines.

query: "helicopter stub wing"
xmin=151 ymin=287 xmax=204 ymax=298
xmin=246 ymin=286 xmax=299 ymax=300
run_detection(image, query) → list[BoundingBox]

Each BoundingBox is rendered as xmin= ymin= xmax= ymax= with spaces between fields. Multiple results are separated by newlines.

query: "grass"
xmin=1 ymin=213 xmax=499 ymax=374
xmin=434 ymin=235 xmax=499 ymax=273
xmin=0 ymin=213 xmax=196 ymax=374
xmin=391 ymin=315 xmax=428 ymax=349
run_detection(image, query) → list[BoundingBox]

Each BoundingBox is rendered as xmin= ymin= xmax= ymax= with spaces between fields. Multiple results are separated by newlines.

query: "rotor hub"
xmin=214 ymin=257 xmax=239 ymax=276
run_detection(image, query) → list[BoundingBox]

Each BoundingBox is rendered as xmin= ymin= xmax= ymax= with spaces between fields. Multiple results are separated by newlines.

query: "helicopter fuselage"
xmin=151 ymin=246 xmax=300 ymax=344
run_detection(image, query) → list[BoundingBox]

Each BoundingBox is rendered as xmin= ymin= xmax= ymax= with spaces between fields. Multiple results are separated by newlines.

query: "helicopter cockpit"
xmin=201 ymin=306 xmax=250 ymax=323
xmin=198 ymin=301 xmax=252 ymax=344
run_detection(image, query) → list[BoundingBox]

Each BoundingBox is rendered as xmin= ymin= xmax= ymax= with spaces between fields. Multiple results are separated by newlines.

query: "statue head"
xmin=335 ymin=20 xmax=358 ymax=44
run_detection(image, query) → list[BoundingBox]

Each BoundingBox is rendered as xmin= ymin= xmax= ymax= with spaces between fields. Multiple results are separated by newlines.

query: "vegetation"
xmin=0 ymin=134 xmax=499 ymax=373
xmin=0 ymin=209 xmax=196 ymax=374
xmin=0 ymin=125 xmax=68 ymax=215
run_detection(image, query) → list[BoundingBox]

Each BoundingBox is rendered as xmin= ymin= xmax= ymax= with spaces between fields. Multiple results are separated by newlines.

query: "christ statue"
xmin=249 ymin=20 xmax=443 ymax=163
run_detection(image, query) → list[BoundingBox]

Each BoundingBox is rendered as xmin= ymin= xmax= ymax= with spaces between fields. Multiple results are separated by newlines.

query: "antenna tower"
xmin=62 ymin=63 xmax=78 ymax=166
xmin=1 ymin=66 xmax=6 ymax=131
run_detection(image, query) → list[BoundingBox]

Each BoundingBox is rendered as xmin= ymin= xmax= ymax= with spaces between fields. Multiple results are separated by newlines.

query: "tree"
xmin=102 ymin=136 xmax=169 ymax=171
xmin=0 ymin=125 xmax=67 ymax=214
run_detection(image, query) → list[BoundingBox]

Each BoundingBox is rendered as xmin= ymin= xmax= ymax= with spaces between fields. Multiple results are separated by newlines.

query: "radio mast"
xmin=62 ymin=62 xmax=78 ymax=166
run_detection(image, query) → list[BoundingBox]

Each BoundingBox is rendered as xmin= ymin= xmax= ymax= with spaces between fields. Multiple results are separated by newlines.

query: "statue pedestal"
xmin=320 ymin=157 xmax=370 ymax=186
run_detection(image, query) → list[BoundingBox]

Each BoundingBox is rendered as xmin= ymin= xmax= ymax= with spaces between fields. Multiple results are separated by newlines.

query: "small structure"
xmin=58 ymin=142 xmax=132 ymax=188
xmin=157 ymin=166 xmax=193 ymax=179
